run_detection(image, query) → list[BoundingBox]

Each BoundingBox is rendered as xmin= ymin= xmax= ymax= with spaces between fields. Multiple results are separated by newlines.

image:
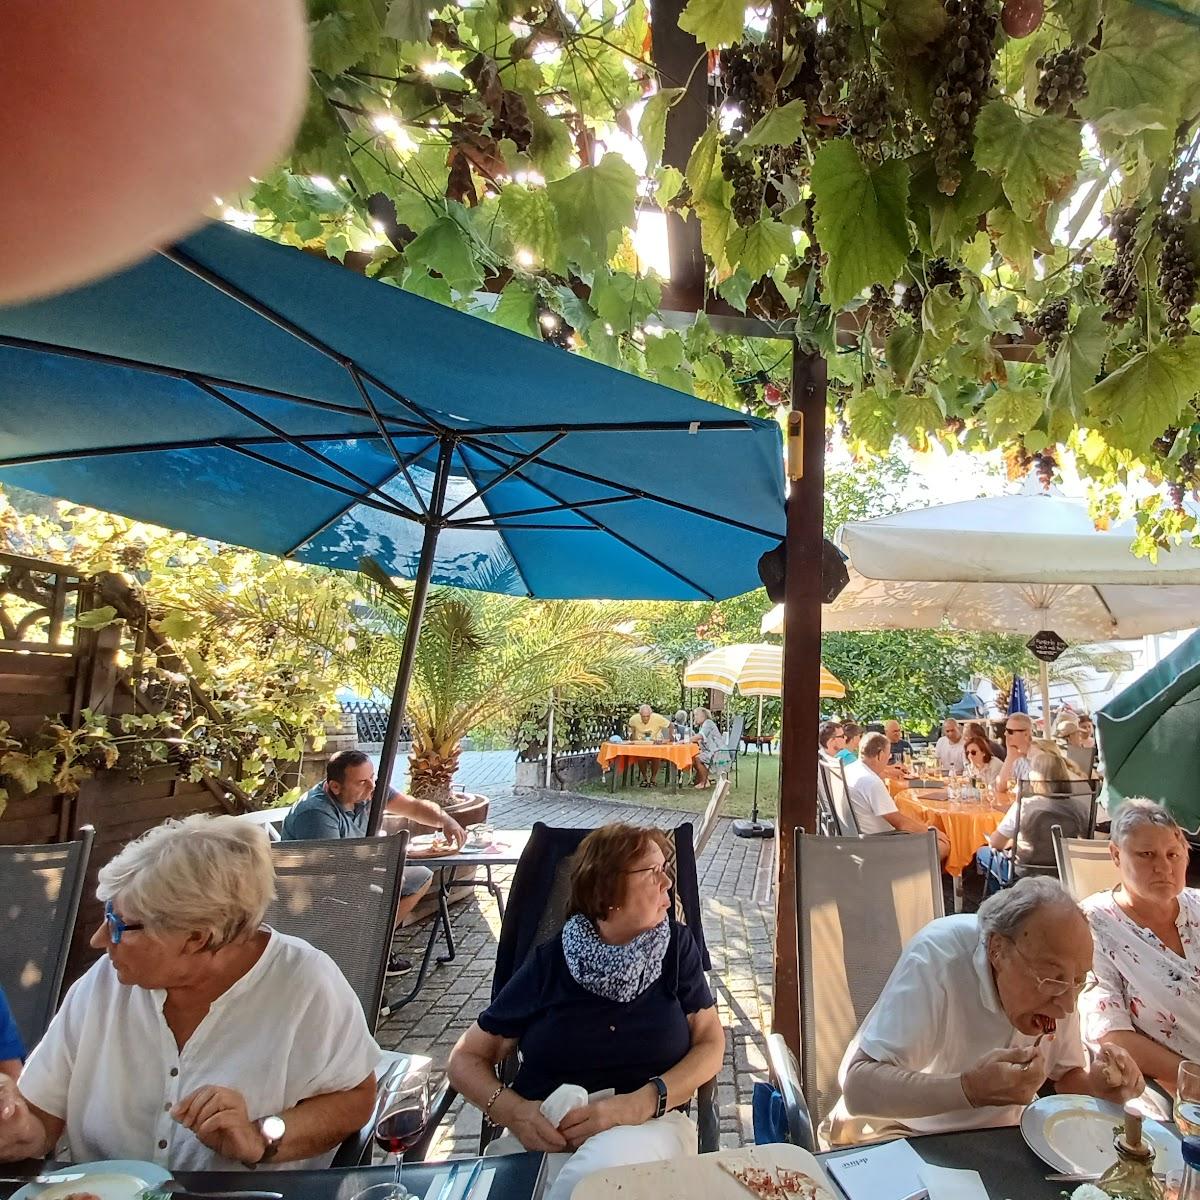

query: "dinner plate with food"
xmin=1021 ymin=1096 xmax=1183 ymax=1176
xmin=407 ymin=833 xmax=458 ymax=857
xmin=9 ymin=1160 xmax=171 ymax=1200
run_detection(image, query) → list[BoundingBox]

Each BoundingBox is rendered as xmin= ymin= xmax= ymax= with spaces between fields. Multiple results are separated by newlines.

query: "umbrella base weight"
xmin=732 ymin=819 xmax=775 ymax=839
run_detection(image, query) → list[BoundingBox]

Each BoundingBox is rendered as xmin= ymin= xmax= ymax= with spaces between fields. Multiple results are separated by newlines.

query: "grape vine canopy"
xmin=231 ymin=0 xmax=1200 ymax=554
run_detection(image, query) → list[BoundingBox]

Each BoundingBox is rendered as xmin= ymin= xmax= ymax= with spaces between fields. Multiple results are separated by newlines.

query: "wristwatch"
xmin=648 ymin=1076 xmax=668 ymax=1119
xmin=256 ymin=1114 xmax=286 ymax=1164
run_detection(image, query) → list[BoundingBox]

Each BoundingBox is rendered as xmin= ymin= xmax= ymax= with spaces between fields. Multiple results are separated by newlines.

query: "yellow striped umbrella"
xmin=684 ymin=642 xmax=846 ymax=699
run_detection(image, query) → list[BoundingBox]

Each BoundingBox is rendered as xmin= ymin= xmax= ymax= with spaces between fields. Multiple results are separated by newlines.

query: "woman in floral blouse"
xmin=1080 ymin=798 xmax=1200 ymax=1095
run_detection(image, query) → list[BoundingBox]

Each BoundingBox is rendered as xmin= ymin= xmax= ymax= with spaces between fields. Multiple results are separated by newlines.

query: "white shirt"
xmin=836 ymin=914 xmax=1087 ymax=1133
xmin=935 ymin=736 xmax=966 ymax=773
xmin=20 ymin=929 xmax=381 ymax=1171
xmin=1081 ymin=888 xmax=1200 ymax=1062
xmin=843 ymin=760 xmax=899 ymax=835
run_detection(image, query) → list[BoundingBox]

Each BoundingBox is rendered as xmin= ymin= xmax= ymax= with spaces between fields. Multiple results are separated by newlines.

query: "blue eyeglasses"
xmin=104 ymin=900 xmax=145 ymax=944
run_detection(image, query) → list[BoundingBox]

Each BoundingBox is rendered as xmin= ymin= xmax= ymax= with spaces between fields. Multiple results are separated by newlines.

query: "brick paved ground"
xmin=376 ymin=788 xmax=776 ymax=1158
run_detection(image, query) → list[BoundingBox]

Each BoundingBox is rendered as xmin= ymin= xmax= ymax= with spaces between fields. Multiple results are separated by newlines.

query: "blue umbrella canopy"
xmin=0 ymin=222 xmax=784 ymax=601
xmin=1009 ymin=676 xmax=1029 ymax=714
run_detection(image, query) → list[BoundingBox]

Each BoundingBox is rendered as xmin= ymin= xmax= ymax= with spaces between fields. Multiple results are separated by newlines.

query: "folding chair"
xmin=768 ymin=830 xmax=943 ymax=1146
xmin=265 ymin=832 xmax=409 ymax=1033
xmin=1052 ymin=824 xmax=1117 ymax=901
xmin=446 ymin=821 xmax=717 ymax=1155
xmin=0 ymin=827 xmax=94 ymax=1050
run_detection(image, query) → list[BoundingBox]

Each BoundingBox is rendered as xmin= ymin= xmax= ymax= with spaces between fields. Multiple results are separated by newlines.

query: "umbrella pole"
xmin=1039 ymin=658 xmax=1052 ymax=734
xmin=368 ymin=440 xmax=453 ymax=835
xmin=752 ymin=694 xmax=763 ymax=818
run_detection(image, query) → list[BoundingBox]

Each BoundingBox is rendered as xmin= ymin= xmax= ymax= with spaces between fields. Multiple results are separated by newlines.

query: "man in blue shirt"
xmin=0 ymin=986 xmax=25 ymax=1081
xmin=282 ymin=749 xmax=466 ymax=975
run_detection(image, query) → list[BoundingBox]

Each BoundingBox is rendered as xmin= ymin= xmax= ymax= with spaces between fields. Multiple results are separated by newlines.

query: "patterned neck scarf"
xmin=561 ymin=913 xmax=671 ymax=1003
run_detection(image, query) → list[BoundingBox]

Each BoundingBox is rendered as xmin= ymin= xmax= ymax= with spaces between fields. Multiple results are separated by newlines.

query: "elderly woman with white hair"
xmin=825 ymin=877 xmax=1143 ymax=1144
xmin=1081 ymin=798 xmax=1200 ymax=1095
xmin=0 ymin=815 xmax=379 ymax=1170
xmin=687 ymin=707 xmax=723 ymax=789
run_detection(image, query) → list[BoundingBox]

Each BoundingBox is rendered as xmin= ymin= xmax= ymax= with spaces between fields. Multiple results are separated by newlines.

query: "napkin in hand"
xmin=540 ymin=1084 xmax=589 ymax=1129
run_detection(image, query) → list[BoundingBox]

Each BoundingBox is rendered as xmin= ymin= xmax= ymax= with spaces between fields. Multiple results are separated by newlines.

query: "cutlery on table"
xmin=457 ymin=1159 xmax=485 ymax=1200
xmin=0 ymin=1176 xmax=86 ymax=1187
xmin=1046 ymin=1172 xmax=1165 ymax=1183
xmin=148 ymin=1186 xmax=283 ymax=1200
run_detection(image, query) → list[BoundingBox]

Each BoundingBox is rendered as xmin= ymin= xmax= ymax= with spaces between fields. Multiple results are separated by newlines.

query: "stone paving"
xmin=376 ymin=788 xmax=776 ymax=1158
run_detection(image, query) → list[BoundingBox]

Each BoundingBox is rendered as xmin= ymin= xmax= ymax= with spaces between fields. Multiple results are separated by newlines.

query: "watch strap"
xmin=649 ymin=1076 xmax=668 ymax=1119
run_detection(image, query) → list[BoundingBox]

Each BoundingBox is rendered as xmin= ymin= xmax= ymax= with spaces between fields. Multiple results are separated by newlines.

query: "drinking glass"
xmin=354 ymin=1076 xmax=431 ymax=1200
xmin=1175 ymin=1062 xmax=1200 ymax=1135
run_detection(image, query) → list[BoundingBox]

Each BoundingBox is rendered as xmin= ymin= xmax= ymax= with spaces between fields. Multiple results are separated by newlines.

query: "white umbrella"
xmin=763 ymin=484 xmax=1200 ymax=719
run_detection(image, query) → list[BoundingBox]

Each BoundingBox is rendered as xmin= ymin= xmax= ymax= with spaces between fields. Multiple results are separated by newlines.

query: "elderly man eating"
xmin=826 ymin=877 xmax=1143 ymax=1144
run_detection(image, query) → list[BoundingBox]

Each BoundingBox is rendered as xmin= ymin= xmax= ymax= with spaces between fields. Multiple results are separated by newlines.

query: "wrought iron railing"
xmin=340 ymin=699 xmax=410 ymax=744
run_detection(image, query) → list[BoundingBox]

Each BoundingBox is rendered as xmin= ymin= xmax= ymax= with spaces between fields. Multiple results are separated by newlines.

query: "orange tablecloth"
xmin=597 ymin=741 xmax=698 ymax=771
xmin=894 ymin=788 xmax=1008 ymax=877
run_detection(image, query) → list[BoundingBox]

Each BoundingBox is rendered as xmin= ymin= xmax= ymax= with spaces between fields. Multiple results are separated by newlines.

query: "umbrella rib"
xmin=446 ymin=495 xmax=632 ymax=526
xmin=159 ymin=244 xmax=439 ymax=433
xmin=347 ymin=366 xmax=430 ymax=518
xmin=474 ymin=438 xmax=781 ymax=540
xmin=192 ymin=379 xmax=422 ymax=520
xmin=465 ymin=419 xmax=756 ymax=434
xmin=443 ymin=433 xmax=567 ymax=522
xmin=466 ymin=441 xmax=716 ymax=599
xmin=1090 ymin=584 xmax=1118 ymax=627
xmin=0 ymin=333 xmax=427 ymax=432
xmin=452 ymin=450 xmax=533 ymax=597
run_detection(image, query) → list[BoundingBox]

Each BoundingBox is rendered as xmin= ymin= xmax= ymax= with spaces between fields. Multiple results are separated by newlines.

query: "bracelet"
xmin=484 ymin=1084 xmax=506 ymax=1119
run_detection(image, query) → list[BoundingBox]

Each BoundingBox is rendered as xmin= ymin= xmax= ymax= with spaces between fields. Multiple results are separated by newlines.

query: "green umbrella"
xmin=1098 ymin=630 xmax=1200 ymax=831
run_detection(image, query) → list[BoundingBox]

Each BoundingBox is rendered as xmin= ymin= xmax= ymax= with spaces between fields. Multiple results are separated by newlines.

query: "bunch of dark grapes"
xmin=1101 ymin=206 xmax=1141 ymax=324
xmin=899 ymin=280 xmax=925 ymax=320
xmin=846 ymin=73 xmax=893 ymax=155
xmin=866 ymin=283 xmax=895 ymax=333
xmin=722 ymin=144 xmax=760 ymax=227
xmin=1153 ymin=426 xmax=1181 ymax=459
xmin=1033 ymin=45 xmax=1088 ymax=115
xmin=773 ymin=9 xmax=822 ymax=111
xmin=927 ymin=257 xmax=963 ymax=298
xmin=537 ymin=306 xmax=573 ymax=350
xmin=1168 ymin=482 xmax=1187 ymax=513
xmin=1156 ymin=197 xmax=1197 ymax=336
xmin=719 ymin=44 xmax=774 ymax=134
xmin=1032 ymin=297 xmax=1070 ymax=354
xmin=815 ymin=21 xmax=851 ymax=113
xmin=118 ymin=543 xmax=146 ymax=570
xmin=1002 ymin=438 xmax=1035 ymax=481
xmin=928 ymin=0 xmax=999 ymax=195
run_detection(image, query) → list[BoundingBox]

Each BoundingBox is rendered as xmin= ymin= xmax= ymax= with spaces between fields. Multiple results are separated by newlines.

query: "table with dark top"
xmin=1 ymin=1152 xmax=546 ymax=1200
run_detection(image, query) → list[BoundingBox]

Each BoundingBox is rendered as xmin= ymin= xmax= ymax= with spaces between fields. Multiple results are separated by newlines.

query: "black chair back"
xmin=266 ymin=832 xmax=408 ymax=1032
xmin=0 ymin=828 xmax=94 ymax=1050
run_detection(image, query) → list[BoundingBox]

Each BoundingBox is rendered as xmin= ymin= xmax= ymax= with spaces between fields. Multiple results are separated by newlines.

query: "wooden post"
xmin=773 ymin=346 xmax=827 ymax=1056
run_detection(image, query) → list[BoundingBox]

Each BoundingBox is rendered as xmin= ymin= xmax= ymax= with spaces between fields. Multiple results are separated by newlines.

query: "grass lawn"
xmin=577 ymin=750 xmax=780 ymax=819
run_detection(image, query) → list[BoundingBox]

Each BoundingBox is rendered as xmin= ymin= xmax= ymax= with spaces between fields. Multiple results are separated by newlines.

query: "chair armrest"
xmin=696 ymin=1077 xmax=719 ymax=1153
xmin=406 ymin=1078 xmax=458 ymax=1161
xmin=766 ymin=1033 xmax=816 ymax=1152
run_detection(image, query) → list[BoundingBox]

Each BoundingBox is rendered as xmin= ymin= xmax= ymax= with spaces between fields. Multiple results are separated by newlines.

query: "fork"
xmin=145 ymin=1184 xmax=283 ymax=1200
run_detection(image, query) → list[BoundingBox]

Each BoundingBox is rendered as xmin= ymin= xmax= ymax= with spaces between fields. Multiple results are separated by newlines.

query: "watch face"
xmin=261 ymin=1115 xmax=286 ymax=1143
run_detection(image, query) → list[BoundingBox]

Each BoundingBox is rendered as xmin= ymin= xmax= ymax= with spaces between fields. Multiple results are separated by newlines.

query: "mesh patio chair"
xmin=769 ymin=829 xmax=943 ymax=1144
xmin=265 ymin=832 xmax=409 ymax=1034
xmin=814 ymin=758 xmax=840 ymax=837
xmin=714 ymin=714 xmax=746 ymax=784
xmin=986 ymin=782 xmax=1097 ymax=888
xmin=817 ymin=752 xmax=859 ymax=836
xmin=1052 ymin=824 xmax=1117 ymax=901
xmin=0 ymin=827 xmax=94 ymax=1051
xmin=440 ymin=820 xmax=716 ymax=1156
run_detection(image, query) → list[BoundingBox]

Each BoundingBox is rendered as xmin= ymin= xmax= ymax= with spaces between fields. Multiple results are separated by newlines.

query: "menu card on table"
xmin=826 ymin=1139 xmax=989 ymax=1200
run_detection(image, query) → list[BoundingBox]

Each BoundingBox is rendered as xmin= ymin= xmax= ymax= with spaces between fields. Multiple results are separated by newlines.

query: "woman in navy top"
xmin=448 ymin=824 xmax=724 ymax=1184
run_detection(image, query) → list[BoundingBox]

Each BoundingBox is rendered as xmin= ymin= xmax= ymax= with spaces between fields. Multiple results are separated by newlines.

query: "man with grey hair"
xmin=825 ymin=877 xmax=1143 ymax=1143
xmin=995 ymin=711 xmax=1034 ymax=794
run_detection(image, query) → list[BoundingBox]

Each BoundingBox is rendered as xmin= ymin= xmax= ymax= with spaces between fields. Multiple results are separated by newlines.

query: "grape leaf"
xmin=1060 ymin=0 xmax=1101 ymax=44
xmin=846 ymin=387 xmax=898 ymax=453
xmin=895 ymin=390 xmax=946 ymax=451
xmin=718 ymin=269 xmax=755 ymax=312
xmin=1090 ymin=104 xmax=1170 ymax=137
xmin=982 ymin=385 xmax=1044 ymax=442
xmin=987 ymin=206 xmax=1053 ymax=277
xmin=1084 ymin=339 xmax=1200 ymax=452
xmin=879 ymin=0 xmax=949 ymax=53
xmin=640 ymin=88 xmax=686 ymax=172
xmin=725 ymin=219 xmax=794 ymax=281
xmin=739 ymin=100 xmax=808 ymax=149
xmin=384 ymin=0 xmax=431 ymax=42
xmin=527 ymin=104 xmax=574 ymax=180
xmin=644 ymin=332 xmax=686 ymax=372
xmin=1046 ymin=306 xmax=1106 ymax=415
xmin=885 ymin=324 xmax=922 ymax=388
xmin=686 ymin=123 xmax=721 ymax=197
xmin=678 ymin=0 xmax=746 ymax=48
xmin=310 ymin=12 xmax=375 ymax=75
xmin=655 ymin=166 xmax=685 ymax=207
xmin=499 ymin=184 xmax=562 ymax=273
xmin=489 ymin=282 xmax=539 ymax=337
xmin=590 ymin=271 xmax=663 ymax=333
xmin=404 ymin=217 xmax=483 ymax=292
xmin=547 ymin=153 xmax=638 ymax=262
xmin=76 ymin=606 xmax=121 ymax=631
xmin=402 ymin=269 xmax=454 ymax=306
xmin=811 ymin=140 xmax=912 ymax=308
xmin=973 ymin=102 xmax=1080 ymax=222
xmin=694 ymin=175 xmax=735 ymax=269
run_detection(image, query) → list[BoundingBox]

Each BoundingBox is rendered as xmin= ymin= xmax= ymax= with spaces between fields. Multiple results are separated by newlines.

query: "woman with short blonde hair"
xmin=0 ymin=815 xmax=379 ymax=1171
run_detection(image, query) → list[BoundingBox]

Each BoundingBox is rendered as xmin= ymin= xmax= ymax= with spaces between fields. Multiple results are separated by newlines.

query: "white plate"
xmin=1020 ymin=1095 xmax=1182 ymax=1175
xmin=10 ymin=1160 xmax=171 ymax=1200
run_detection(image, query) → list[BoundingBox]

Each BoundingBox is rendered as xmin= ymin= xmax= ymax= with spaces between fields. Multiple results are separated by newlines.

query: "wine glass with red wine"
xmin=354 ymin=1077 xmax=431 ymax=1200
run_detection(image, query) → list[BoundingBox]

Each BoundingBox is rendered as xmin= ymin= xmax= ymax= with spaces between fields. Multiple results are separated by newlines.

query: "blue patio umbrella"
xmin=0 ymin=222 xmax=785 ymax=826
xmin=1009 ymin=675 xmax=1029 ymax=715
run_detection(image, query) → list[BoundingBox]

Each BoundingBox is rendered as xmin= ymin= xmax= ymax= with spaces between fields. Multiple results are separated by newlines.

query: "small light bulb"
xmin=539 ymin=312 xmax=559 ymax=330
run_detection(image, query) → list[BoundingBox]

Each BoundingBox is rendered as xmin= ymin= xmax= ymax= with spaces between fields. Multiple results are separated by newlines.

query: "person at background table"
xmin=837 ymin=721 xmax=862 ymax=765
xmin=965 ymin=720 xmax=1006 ymax=762
xmin=826 ymin=877 xmax=1143 ymax=1145
xmin=883 ymin=719 xmax=912 ymax=765
xmin=447 ymin=823 xmax=724 ymax=1200
xmin=818 ymin=721 xmax=846 ymax=761
xmin=995 ymin=712 xmax=1034 ymax=793
xmin=934 ymin=719 xmax=967 ymax=775
xmin=1080 ymin=799 xmax=1200 ymax=1097
xmin=844 ymin=733 xmax=950 ymax=862
xmin=0 ymin=987 xmax=24 ymax=1081
xmin=963 ymin=734 xmax=1002 ymax=789
xmin=669 ymin=710 xmax=692 ymax=744
xmin=687 ymin=707 xmax=724 ymax=789
xmin=0 ymin=815 xmax=379 ymax=1169
xmin=627 ymin=704 xmax=670 ymax=787
xmin=1055 ymin=716 xmax=1089 ymax=750
xmin=280 ymin=749 xmax=463 ymax=975
xmin=1079 ymin=714 xmax=1096 ymax=749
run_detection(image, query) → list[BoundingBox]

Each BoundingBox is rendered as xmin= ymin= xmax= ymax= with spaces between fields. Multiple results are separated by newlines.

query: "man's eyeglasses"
xmin=1004 ymin=726 xmax=1028 ymax=736
xmin=104 ymin=899 xmax=145 ymax=944
xmin=1008 ymin=939 xmax=1086 ymax=998
xmin=626 ymin=864 xmax=671 ymax=884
